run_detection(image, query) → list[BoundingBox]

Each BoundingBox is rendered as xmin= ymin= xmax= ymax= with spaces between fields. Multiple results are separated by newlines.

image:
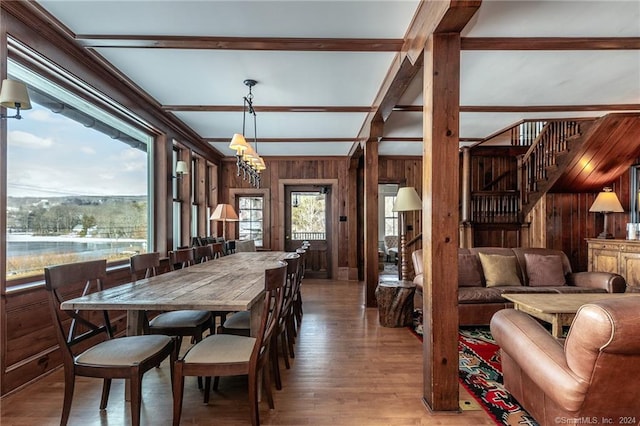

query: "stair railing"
xmin=471 ymin=191 xmax=521 ymax=223
xmin=520 ymin=120 xmax=582 ymax=206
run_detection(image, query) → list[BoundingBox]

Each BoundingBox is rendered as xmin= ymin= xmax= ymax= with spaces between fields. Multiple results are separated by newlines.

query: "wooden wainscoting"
xmin=1 ymin=266 xmax=131 ymax=396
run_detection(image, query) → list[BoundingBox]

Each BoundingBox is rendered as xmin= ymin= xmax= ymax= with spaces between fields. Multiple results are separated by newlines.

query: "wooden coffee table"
xmin=501 ymin=293 xmax=638 ymax=338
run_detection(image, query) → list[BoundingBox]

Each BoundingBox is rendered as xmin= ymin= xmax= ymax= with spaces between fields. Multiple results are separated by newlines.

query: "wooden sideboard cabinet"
xmin=586 ymin=238 xmax=640 ymax=292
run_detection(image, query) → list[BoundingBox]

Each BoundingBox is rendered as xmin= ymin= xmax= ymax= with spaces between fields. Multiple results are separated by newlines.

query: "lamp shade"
xmin=175 ymin=160 xmax=188 ymax=175
xmin=229 ymin=133 xmax=249 ymax=154
xmin=0 ymin=79 xmax=32 ymax=110
xmin=393 ymin=187 xmax=423 ymax=212
xmin=210 ymin=204 xmax=239 ymax=221
xmin=589 ymin=188 xmax=624 ymax=213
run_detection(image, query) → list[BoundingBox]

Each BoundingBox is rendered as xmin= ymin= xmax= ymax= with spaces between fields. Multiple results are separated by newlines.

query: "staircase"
xmin=467 ymin=113 xmax=640 ymax=247
xmin=467 ymin=119 xmax=593 ymax=246
xmin=519 ymin=119 xmax=594 ymax=216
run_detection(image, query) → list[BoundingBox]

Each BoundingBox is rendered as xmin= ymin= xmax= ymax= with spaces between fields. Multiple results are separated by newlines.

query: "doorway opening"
xmin=379 ymin=183 xmax=399 ymax=278
xmin=285 ymin=185 xmax=331 ymax=279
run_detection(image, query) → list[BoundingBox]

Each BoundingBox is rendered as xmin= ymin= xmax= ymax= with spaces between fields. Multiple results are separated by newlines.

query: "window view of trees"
xmin=238 ymin=196 xmax=263 ymax=246
xmin=384 ymin=195 xmax=398 ymax=236
xmin=6 ymin=62 xmax=150 ymax=281
xmin=291 ymin=192 xmax=326 ymax=240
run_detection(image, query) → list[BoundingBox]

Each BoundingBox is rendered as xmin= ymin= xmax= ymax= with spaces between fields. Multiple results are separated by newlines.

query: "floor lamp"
xmin=210 ymin=204 xmax=239 ymax=240
xmin=393 ymin=187 xmax=423 ymax=281
xmin=589 ymin=187 xmax=624 ymax=239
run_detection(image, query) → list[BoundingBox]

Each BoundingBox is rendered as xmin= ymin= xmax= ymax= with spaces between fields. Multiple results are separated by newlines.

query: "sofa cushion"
xmin=478 ymin=253 xmax=522 ymax=287
xmin=458 ymin=287 xmax=506 ymax=304
xmin=459 ymin=254 xmax=484 ymax=287
xmin=525 ymin=253 xmax=566 ymax=287
xmin=551 ymin=286 xmax=607 ymax=294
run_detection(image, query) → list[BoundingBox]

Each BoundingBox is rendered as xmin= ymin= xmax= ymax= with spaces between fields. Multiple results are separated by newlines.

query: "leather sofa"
xmin=412 ymin=247 xmax=626 ymax=325
xmin=490 ymin=297 xmax=640 ymax=424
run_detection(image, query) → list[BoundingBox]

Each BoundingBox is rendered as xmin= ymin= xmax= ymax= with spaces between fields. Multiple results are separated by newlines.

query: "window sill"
xmin=5 ymin=262 xmax=130 ymax=295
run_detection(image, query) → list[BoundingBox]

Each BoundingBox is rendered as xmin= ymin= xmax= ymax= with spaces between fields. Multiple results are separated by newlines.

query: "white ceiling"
xmin=36 ymin=0 xmax=640 ymax=158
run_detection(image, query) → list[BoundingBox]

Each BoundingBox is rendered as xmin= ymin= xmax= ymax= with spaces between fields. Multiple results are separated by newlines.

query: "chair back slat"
xmin=283 ymin=254 xmax=301 ymax=310
xmin=296 ymin=248 xmax=307 ymax=279
xmin=252 ymin=262 xmax=287 ymax=363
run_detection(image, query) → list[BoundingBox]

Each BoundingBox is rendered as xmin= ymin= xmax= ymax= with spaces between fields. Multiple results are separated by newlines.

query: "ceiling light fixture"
xmin=228 ymin=79 xmax=265 ymax=188
xmin=0 ymin=79 xmax=32 ymax=120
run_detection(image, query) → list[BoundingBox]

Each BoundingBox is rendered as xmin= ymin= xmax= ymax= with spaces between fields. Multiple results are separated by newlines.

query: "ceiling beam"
xmin=351 ymin=1 xmax=483 ymax=156
xmin=205 ymin=137 xmax=360 ymax=143
xmin=394 ymin=104 xmax=640 ymax=113
xmin=75 ymin=35 xmax=404 ymax=52
xmin=164 ymin=105 xmax=374 ymax=113
xmin=461 ymin=37 xmax=640 ymax=50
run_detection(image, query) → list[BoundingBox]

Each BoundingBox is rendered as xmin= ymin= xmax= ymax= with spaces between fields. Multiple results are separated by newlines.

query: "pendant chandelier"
xmin=228 ymin=79 xmax=265 ymax=188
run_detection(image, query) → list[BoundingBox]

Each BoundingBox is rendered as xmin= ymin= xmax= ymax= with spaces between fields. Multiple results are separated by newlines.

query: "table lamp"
xmin=589 ymin=187 xmax=624 ymax=239
xmin=210 ymin=204 xmax=239 ymax=240
xmin=392 ymin=187 xmax=423 ymax=281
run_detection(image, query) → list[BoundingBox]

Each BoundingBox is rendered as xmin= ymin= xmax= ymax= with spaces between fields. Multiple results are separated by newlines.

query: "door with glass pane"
xmin=285 ymin=186 xmax=331 ymax=279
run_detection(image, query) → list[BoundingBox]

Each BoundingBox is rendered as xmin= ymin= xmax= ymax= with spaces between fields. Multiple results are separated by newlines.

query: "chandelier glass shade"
xmin=229 ymin=79 xmax=265 ymax=188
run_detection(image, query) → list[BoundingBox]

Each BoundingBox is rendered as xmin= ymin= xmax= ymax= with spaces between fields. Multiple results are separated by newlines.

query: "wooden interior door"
xmin=285 ymin=185 xmax=331 ymax=279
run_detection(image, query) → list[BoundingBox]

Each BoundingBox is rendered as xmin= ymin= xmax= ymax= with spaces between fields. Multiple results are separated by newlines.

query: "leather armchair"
xmin=490 ymin=296 xmax=640 ymax=425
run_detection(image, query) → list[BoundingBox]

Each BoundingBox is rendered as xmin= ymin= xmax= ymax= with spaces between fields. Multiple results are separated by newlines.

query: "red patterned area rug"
xmin=410 ymin=322 xmax=539 ymax=426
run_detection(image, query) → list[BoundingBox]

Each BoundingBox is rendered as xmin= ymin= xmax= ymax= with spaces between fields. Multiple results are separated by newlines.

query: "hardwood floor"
xmin=1 ymin=279 xmax=494 ymax=425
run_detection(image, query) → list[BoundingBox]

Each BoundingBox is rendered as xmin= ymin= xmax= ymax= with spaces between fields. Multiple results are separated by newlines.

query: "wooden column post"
xmin=155 ymin=134 xmax=171 ymax=255
xmin=348 ymin=157 xmax=360 ymax=280
xmin=365 ymin=118 xmax=382 ymax=307
xmin=460 ymin=146 xmax=473 ymax=248
xmin=422 ymin=32 xmax=461 ymax=412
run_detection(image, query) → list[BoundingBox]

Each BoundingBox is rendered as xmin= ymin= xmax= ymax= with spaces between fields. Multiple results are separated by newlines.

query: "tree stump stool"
xmin=375 ymin=279 xmax=416 ymax=327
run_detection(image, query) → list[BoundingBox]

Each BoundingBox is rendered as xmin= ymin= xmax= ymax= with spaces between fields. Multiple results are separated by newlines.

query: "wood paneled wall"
xmin=545 ymin=171 xmax=632 ymax=272
xmin=469 ymin=147 xmax=521 ymax=192
xmin=2 ymin=268 xmax=131 ymax=395
xmin=219 ymin=157 xmax=353 ymax=280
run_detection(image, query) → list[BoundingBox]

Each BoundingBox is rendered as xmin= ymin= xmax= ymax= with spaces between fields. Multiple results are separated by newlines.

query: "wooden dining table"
xmin=61 ymin=251 xmax=289 ymax=337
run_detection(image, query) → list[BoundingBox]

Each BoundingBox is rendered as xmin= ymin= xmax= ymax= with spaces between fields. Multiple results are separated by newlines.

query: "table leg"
xmin=127 ymin=310 xmax=144 ymax=336
xmin=124 ymin=310 xmax=144 ymax=401
xmin=551 ymin=317 xmax=562 ymax=338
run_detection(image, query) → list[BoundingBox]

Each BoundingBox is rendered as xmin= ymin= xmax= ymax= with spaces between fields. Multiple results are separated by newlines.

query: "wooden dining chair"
xmin=272 ymin=254 xmax=300 ymax=390
xmin=170 ymin=247 xmax=195 ymax=269
xmin=193 ymin=244 xmax=214 ymax=264
xmin=293 ymin=248 xmax=307 ymax=327
xmin=211 ymin=242 xmax=225 ymax=258
xmin=130 ymin=252 xmax=213 ymax=352
xmin=172 ymin=262 xmax=287 ymax=426
xmin=215 ymin=254 xmax=299 ymax=391
xmin=44 ymin=259 xmax=177 ymax=426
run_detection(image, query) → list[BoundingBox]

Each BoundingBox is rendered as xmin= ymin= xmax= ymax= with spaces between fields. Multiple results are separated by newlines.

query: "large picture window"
xmin=5 ymin=60 xmax=152 ymax=282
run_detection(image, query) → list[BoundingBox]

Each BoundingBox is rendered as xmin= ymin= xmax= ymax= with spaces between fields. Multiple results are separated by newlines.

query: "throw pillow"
xmin=458 ymin=254 xmax=483 ymax=287
xmin=477 ymin=253 xmax=521 ymax=287
xmin=524 ymin=253 xmax=566 ymax=287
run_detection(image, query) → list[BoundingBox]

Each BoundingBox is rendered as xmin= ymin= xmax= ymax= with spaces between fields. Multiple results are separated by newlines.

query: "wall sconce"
xmin=174 ymin=160 xmax=188 ymax=179
xmin=392 ymin=187 xmax=423 ymax=281
xmin=589 ymin=187 xmax=624 ymax=239
xmin=0 ymin=79 xmax=32 ymax=120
